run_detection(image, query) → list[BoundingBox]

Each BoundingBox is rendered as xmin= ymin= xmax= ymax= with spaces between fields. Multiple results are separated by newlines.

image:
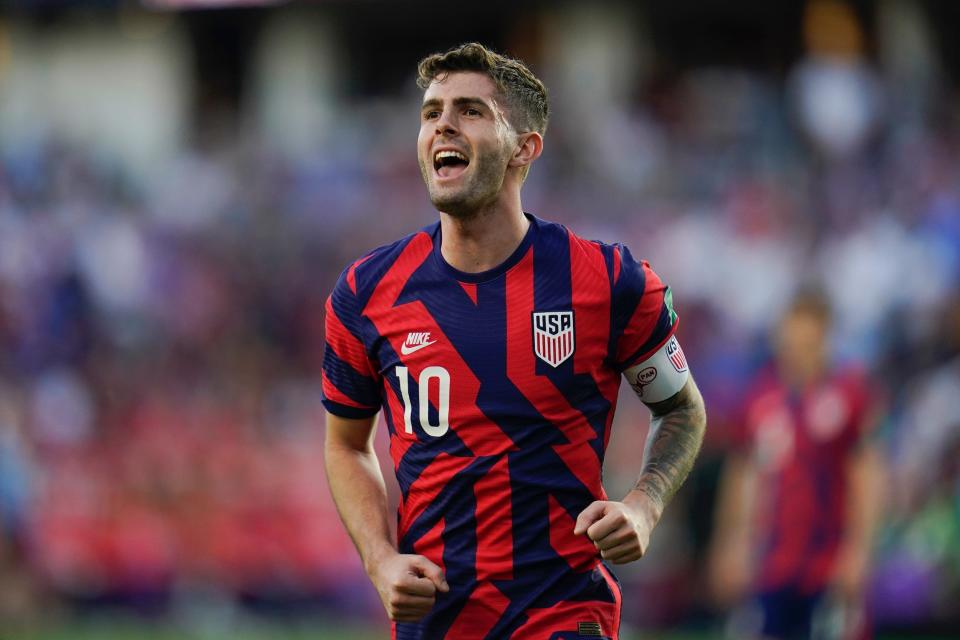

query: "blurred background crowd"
xmin=0 ymin=0 xmax=958 ymax=637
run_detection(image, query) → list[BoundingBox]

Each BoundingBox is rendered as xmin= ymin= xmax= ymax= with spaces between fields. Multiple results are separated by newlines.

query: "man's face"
xmin=417 ymin=71 xmax=519 ymax=218
xmin=776 ymin=310 xmax=829 ymax=383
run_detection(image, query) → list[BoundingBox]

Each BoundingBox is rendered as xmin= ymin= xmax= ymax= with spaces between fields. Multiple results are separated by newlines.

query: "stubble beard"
xmin=420 ymin=147 xmax=511 ymax=219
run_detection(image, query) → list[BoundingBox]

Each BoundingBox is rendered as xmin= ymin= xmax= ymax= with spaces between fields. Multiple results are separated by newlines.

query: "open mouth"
xmin=434 ymin=149 xmax=469 ymax=179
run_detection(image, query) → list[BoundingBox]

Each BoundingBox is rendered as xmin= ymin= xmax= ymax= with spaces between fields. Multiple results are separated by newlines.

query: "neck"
xmin=438 ymin=190 xmax=529 ymax=274
xmin=780 ymin=360 xmax=825 ymax=391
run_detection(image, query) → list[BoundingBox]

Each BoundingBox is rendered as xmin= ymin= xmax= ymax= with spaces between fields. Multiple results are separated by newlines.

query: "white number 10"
xmin=394 ymin=365 xmax=450 ymax=437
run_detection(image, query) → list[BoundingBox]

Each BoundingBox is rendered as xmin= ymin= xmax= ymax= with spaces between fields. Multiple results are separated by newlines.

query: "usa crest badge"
xmin=666 ymin=336 xmax=687 ymax=372
xmin=533 ymin=311 xmax=575 ymax=367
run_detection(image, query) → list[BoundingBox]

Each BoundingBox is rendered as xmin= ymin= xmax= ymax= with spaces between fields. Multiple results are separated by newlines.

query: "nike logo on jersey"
xmin=401 ymin=331 xmax=437 ymax=355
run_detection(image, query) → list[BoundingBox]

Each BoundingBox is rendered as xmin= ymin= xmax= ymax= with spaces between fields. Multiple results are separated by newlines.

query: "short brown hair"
xmin=785 ymin=286 xmax=833 ymax=326
xmin=417 ymin=42 xmax=549 ymax=135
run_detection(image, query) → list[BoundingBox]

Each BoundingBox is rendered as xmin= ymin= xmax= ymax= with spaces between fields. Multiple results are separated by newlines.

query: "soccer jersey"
xmin=736 ymin=368 xmax=872 ymax=595
xmin=322 ymin=214 xmax=678 ymax=640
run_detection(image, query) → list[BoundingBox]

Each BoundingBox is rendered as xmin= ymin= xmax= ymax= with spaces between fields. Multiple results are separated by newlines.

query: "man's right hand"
xmin=369 ymin=553 xmax=449 ymax=622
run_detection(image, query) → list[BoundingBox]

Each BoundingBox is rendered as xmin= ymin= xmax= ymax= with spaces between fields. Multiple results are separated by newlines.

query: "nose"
xmin=435 ymin=110 xmax=458 ymax=136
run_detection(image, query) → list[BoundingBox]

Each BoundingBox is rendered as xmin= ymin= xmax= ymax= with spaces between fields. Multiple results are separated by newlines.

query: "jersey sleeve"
xmin=322 ymin=267 xmax=382 ymax=419
xmin=730 ymin=392 xmax=759 ymax=455
xmin=610 ymin=244 xmax=679 ymax=371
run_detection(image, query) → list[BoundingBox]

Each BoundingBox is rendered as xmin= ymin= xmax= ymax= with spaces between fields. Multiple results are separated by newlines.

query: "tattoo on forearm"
xmin=634 ymin=379 xmax=707 ymax=510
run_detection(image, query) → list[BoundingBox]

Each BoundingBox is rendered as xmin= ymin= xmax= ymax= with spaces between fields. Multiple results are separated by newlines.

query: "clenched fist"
xmin=370 ymin=553 xmax=449 ymax=622
xmin=573 ymin=497 xmax=659 ymax=564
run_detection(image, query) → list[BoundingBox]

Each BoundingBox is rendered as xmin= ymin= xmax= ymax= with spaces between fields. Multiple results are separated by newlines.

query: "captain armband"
xmin=623 ymin=335 xmax=690 ymax=404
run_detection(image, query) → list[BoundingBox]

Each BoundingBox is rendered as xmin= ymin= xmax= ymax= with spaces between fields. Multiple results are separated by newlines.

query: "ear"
xmin=508 ymin=131 xmax=543 ymax=170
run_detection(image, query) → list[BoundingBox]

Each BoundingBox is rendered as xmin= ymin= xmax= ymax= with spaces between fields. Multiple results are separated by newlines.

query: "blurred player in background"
xmin=321 ymin=43 xmax=706 ymax=639
xmin=709 ymin=290 xmax=883 ymax=640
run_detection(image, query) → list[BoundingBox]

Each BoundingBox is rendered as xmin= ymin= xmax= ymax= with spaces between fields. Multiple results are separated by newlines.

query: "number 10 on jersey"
xmin=394 ymin=366 xmax=450 ymax=437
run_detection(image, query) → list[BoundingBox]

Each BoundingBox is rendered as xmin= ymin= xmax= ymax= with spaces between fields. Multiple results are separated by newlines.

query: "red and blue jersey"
xmin=322 ymin=214 xmax=678 ymax=640
xmin=737 ymin=368 xmax=872 ymax=594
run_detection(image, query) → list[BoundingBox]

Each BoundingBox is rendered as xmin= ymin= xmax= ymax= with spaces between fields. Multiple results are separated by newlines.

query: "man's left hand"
xmin=573 ymin=496 xmax=660 ymax=564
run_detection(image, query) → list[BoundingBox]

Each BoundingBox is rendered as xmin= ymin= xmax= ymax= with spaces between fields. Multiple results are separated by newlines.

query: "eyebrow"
xmin=421 ymin=96 xmax=489 ymax=112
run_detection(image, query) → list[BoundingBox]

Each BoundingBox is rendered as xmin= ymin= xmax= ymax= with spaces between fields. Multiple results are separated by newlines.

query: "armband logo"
xmin=631 ymin=366 xmax=658 ymax=397
xmin=666 ymin=337 xmax=688 ymax=372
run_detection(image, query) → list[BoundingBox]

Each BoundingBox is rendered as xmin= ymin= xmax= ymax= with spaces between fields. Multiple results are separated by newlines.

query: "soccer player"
xmin=322 ymin=43 xmax=707 ymax=640
xmin=708 ymin=290 xmax=883 ymax=640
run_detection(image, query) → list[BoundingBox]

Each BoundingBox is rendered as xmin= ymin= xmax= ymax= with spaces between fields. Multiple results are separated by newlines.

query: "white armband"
xmin=623 ymin=335 xmax=689 ymax=403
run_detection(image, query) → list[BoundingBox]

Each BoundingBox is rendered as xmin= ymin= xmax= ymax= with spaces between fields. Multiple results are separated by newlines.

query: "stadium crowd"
xmin=0 ymin=3 xmax=959 ymax=636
